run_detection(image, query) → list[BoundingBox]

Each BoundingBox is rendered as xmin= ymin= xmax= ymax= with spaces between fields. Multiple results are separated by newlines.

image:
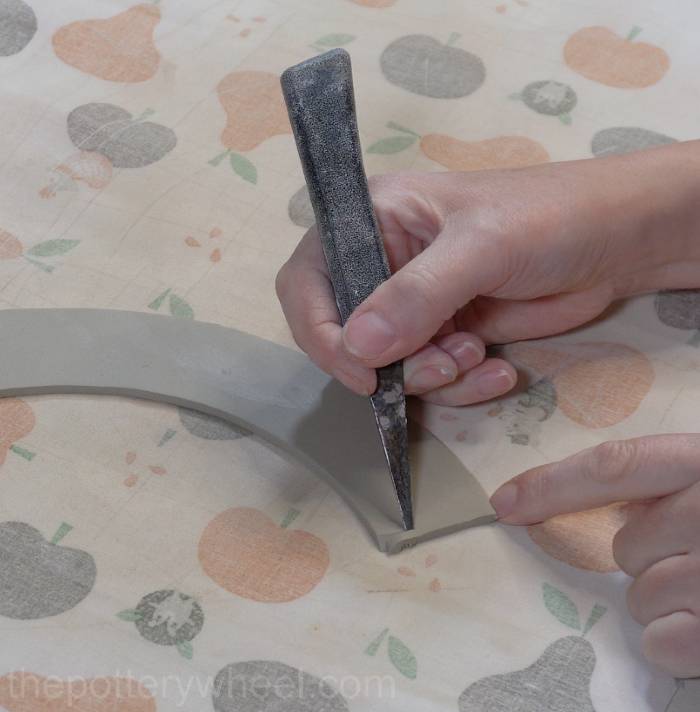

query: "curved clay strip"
xmin=0 ymin=309 xmax=495 ymax=553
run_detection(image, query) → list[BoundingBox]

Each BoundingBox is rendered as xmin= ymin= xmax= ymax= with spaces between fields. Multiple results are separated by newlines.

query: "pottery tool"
xmin=281 ymin=49 xmax=413 ymax=531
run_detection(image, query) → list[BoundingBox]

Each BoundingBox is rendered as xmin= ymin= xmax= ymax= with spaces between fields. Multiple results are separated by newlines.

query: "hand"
xmin=276 ymin=141 xmax=700 ymax=404
xmin=490 ymin=434 xmax=700 ymax=678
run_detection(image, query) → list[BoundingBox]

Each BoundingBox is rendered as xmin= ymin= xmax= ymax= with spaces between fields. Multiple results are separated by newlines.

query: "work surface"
xmin=1 ymin=0 xmax=699 ymax=710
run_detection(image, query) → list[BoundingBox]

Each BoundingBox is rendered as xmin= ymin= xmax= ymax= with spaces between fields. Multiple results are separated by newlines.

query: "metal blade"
xmin=281 ymin=48 xmax=414 ymax=530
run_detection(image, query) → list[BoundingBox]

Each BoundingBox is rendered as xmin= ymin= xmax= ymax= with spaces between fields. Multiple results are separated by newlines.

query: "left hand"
xmin=490 ymin=434 xmax=700 ymax=678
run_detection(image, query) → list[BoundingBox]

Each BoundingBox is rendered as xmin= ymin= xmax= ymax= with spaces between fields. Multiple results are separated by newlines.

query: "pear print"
xmin=380 ymin=34 xmax=485 ymax=98
xmin=118 ymin=589 xmax=204 ymax=659
xmin=511 ymin=80 xmax=577 ymax=124
xmin=459 ymin=584 xmax=605 ymax=711
xmin=212 ymin=661 xmax=348 ymax=712
xmin=592 ymin=127 xmax=676 ymax=157
xmin=210 ymin=70 xmax=291 ymax=183
xmin=52 ymin=3 xmax=161 ymax=82
xmin=67 ymin=104 xmax=176 ymax=168
xmin=40 ymin=151 xmax=113 ymax=198
xmin=0 ymin=0 xmax=37 ymax=56
xmin=0 ymin=521 xmax=96 ymax=619
xmin=564 ymin=26 xmax=669 ymax=89
xmin=0 ymin=672 xmax=156 ymax=712
xmin=367 ymin=121 xmax=549 ymax=170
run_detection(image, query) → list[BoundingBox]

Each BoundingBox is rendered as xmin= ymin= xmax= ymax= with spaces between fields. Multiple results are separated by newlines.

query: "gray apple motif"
xmin=178 ymin=407 xmax=250 ymax=440
xmin=67 ymin=103 xmax=177 ymax=169
xmin=655 ymin=290 xmax=700 ymax=330
xmin=0 ymin=521 xmax=96 ymax=619
xmin=288 ymin=185 xmax=315 ymax=229
xmin=591 ymin=127 xmax=677 ymax=157
xmin=212 ymin=661 xmax=349 ymax=712
xmin=459 ymin=584 xmax=605 ymax=712
xmin=380 ymin=34 xmax=485 ymax=99
xmin=518 ymin=80 xmax=577 ymax=122
xmin=0 ymin=0 xmax=37 ymax=57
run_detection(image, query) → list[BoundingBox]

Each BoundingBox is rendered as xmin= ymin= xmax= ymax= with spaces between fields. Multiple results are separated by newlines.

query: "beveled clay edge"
xmin=0 ymin=309 xmax=496 ymax=553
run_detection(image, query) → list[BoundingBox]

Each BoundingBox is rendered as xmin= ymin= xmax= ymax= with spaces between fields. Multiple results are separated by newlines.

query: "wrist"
xmin=598 ymin=140 xmax=700 ymax=297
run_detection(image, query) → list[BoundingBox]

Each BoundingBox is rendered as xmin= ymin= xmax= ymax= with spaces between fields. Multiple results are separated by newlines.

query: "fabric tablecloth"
xmin=1 ymin=0 xmax=699 ymax=710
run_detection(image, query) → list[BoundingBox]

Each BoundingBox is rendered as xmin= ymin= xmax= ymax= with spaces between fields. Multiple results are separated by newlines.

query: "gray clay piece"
xmin=0 ymin=309 xmax=495 ymax=553
xmin=67 ymin=103 xmax=177 ymax=168
xmin=213 ymin=661 xmax=349 ymax=712
xmin=0 ymin=0 xmax=36 ymax=57
xmin=0 ymin=521 xmax=96 ymax=619
xmin=591 ymin=127 xmax=677 ymax=157
xmin=380 ymin=34 xmax=485 ymax=99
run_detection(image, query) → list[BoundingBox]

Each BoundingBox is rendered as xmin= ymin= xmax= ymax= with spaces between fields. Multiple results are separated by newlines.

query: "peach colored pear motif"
xmin=420 ymin=135 xmax=549 ymax=171
xmin=528 ymin=504 xmax=632 ymax=572
xmin=217 ymin=70 xmax=291 ymax=152
xmin=198 ymin=507 xmax=329 ymax=603
xmin=52 ymin=4 xmax=161 ymax=82
xmin=564 ymin=26 xmax=669 ymax=89
xmin=0 ymin=229 xmax=22 ymax=260
xmin=0 ymin=672 xmax=156 ymax=712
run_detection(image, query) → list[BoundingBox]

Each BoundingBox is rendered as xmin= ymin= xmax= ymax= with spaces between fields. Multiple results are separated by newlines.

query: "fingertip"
xmin=434 ymin=332 xmax=485 ymax=372
xmin=490 ymin=482 xmax=519 ymax=522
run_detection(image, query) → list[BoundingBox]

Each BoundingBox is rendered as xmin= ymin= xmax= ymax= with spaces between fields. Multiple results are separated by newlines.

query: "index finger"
xmin=491 ymin=434 xmax=700 ymax=525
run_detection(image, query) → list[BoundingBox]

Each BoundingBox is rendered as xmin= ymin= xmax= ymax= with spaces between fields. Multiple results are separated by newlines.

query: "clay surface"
xmin=0 ymin=309 xmax=495 ymax=553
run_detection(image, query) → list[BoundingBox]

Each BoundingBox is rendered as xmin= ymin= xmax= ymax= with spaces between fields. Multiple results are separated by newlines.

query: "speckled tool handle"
xmin=281 ymin=48 xmax=413 ymax=530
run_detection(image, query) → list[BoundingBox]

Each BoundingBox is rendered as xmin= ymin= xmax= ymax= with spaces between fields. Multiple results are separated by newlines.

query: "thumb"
xmin=491 ymin=434 xmax=700 ymax=525
xmin=341 ymin=226 xmax=501 ymax=366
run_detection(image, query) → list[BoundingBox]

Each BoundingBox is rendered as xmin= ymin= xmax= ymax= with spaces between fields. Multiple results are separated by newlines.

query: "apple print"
xmin=591 ymin=126 xmax=677 ymax=157
xmin=0 ymin=0 xmax=36 ymax=56
xmin=118 ymin=589 xmax=204 ymax=659
xmin=380 ymin=33 xmax=485 ymax=98
xmin=655 ymin=290 xmax=700 ymax=330
xmin=513 ymin=80 xmax=577 ymax=124
xmin=0 ymin=521 xmax=96 ymax=619
xmin=459 ymin=584 xmax=605 ymax=712
xmin=493 ymin=377 xmax=556 ymax=447
xmin=287 ymin=184 xmax=315 ymax=229
xmin=67 ymin=103 xmax=177 ymax=169
xmin=178 ymin=407 xmax=250 ymax=440
xmin=198 ymin=507 xmax=329 ymax=603
xmin=212 ymin=661 xmax=348 ymax=712
xmin=564 ymin=26 xmax=669 ymax=89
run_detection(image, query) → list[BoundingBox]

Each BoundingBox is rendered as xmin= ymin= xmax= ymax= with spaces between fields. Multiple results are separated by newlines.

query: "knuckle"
xmin=586 ymin=439 xmax=639 ymax=484
xmin=396 ymin=264 xmax=454 ymax=322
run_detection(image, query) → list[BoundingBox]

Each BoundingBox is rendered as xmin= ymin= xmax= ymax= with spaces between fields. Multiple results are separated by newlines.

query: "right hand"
xmin=276 ymin=141 xmax=700 ymax=405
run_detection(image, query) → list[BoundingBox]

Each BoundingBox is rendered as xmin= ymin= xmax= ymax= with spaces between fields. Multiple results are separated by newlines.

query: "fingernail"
xmin=476 ymin=368 xmax=514 ymax=397
xmin=406 ymin=365 xmax=456 ymax=394
xmin=443 ymin=338 xmax=483 ymax=369
xmin=343 ymin=311 xmax=397 ymax=359
xmin=490 ymin=483 xmax=518 ymax=519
